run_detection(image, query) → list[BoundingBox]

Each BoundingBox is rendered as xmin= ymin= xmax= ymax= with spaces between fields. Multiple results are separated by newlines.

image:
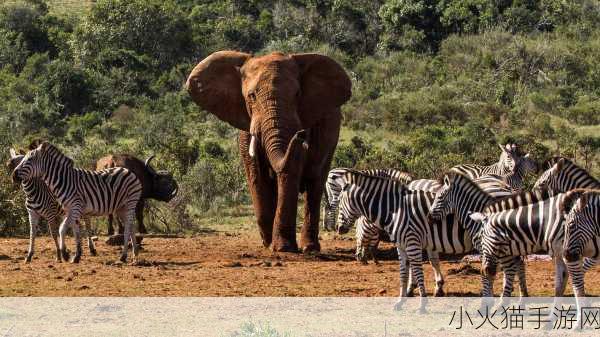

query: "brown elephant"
xmin=186 ymin=51 xmax=351 ymax=252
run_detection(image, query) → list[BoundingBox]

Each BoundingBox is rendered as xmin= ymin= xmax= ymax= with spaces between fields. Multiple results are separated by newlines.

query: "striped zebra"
xmin=351 ymin=175 xmax=512 ymax=264
xmin=336 ymin=171 xmax=473 ymax=311
xmin=428 ymin=173 xmax=530 ymax=297
xmin=450 ymin=143 xmax=537 ymax=190
xmin=534 ymin=157 xmax=600 ymax=192
xmin=534 ymin=156 xmax=600 ymax=271
xmin=562 ymin=189 xmax=600 ymax=324
xmin=7 ymin=148 xmax=97 ymax=262
xmin=12 ymin=142 xmax=142 ymax=263
xmin=322 ymin=167 xmax=413 ymax=231
xmin=470 ymin=189 xmax=590 ymax=298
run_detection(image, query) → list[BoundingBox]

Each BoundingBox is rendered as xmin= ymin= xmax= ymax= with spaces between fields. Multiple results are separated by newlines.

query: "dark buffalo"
xmin=96 ymin=154 xmax=178 ymax=234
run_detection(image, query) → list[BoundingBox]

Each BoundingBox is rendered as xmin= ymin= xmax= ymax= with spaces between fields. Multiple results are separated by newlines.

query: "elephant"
xmin=186 ymin=51 xmax=351 ymax=252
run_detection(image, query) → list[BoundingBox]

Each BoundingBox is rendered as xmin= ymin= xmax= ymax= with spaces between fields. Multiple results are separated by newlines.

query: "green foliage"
xmin=0 ymin=0 xmax=599 ymax=235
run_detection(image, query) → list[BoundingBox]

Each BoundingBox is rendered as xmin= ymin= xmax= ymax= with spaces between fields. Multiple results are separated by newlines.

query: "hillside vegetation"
xmin=0 ymin=0 xmax=598 ymax=236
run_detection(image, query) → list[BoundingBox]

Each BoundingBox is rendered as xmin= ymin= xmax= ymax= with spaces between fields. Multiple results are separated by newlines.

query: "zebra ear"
xmin=523 ymin=153 xmax=530 ymax=158
xmin=444 ymin=174 xmax=451 ymax=185
xmin=556 ymin=158 xmax=565 ymax=171
xmin=498 ymin=143 xmax=506 ymax=152
xmin=578 ymin=193 xmax=589 ymax=209
xmin=9 ymin=148 xmax=17 ymax=158
xmin=39 ymin=141 xmax=51 ymax=151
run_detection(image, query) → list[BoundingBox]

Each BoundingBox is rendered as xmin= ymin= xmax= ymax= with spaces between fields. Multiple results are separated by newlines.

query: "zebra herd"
xmin=9 ymin=142 xmax=142 ymax=263
xmin=323 ymin=143 xmax=599 ymax=315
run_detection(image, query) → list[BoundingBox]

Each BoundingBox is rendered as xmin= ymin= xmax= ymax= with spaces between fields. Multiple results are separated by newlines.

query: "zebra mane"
xmin=38 ymin=142 xmax=74 ymax=168
xmin=342 ymin=169 xmax=404 ymax=187
xmin=543 ymin=156 xmax=599 ymax=184
xmin=484 ymin=187 xmax=553 ymax=213
xmin=438 ymin=171 xmax=490 ymax=196
xmin=560 ymin=188 xmax=600 ymax=214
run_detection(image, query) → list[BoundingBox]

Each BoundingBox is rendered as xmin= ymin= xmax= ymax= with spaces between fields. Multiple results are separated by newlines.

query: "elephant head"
xmin=186 ymin=51 xmax=351 ymax=251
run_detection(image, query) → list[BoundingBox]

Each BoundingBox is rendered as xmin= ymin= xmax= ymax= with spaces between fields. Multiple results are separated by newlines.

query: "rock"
xmin=78 ymin=285 xmax=90 ymax=290
xmin=378 ymin=288 xmax=387 ymax=295
xmin=223 ymin=261 xmax=242 ymax=268
xmin=273 ymin=261 xmax=283 ymax=267
xmin=47 ymin=265 xmax=54 ymax=269
xmin=65 ymin=277 xmax=73 ymax=282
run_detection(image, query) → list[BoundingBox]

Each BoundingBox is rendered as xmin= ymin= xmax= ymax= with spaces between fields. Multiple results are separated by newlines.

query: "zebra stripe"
xmin=473 ymin=189 xmax=591 ymax=297
xmin=428 ymin=173 xmax=528 ymax=297
xmin=7 ymin=150 xmax=97 ymax=262
xmin=336 ymin=171 xmax=471 ymax=311
xmin=12 ymin=142 xmax=142 ymax=263
xmin=322 ymin=168 xmax=413 ymax=231
xmin=450 ymin=143 xmax=537 ymax=190
xmin=355 ymin=217 xmax=381 ymax=264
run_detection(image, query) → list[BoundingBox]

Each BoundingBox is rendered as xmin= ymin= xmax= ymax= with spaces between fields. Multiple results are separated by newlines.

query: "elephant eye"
xmin=248 ymin=91 xmax=256 ymax=101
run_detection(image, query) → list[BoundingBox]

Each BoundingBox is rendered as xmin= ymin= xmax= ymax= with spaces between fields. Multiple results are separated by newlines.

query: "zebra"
xmin=450 ymin=143 xmax=537 ymax=190
xmin=322 ymin=167 xmax=413 ymax=231
xmin=7 ymin=148 xmax=97 ymax=262
xmin=336 ymin=171 xmax=473 ymax=312
xmin=351 ymin=174 xmax=513 ymax=265
xmin=12 ymin=142 xmax=142 ymax=263
xmin=534 ymin=156 xmax=600 ymax=192
xmin=469 ymin=189 xmax=592 ymax=299
xmin=534 ymin=156 xmax=600 ymax=271
xmin=428 ymin=172 xmax=530 ymax=297
xmin=562 ymin=189 xmax=600 ymax=325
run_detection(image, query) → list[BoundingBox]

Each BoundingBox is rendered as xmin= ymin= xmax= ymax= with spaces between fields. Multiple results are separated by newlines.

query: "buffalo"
xmin=96 ymin=154 xmax=178 ymax=235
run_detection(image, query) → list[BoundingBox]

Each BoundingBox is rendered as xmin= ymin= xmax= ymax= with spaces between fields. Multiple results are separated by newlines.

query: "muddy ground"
xmin=1 ymin=232 xmax=599 ymax=296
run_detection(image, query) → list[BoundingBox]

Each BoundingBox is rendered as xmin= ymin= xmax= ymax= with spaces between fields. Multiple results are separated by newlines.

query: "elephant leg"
xmin=272 ymin=172 xmax=301 ymax=252
xmin=136 ymin=199 xmax=147 ymax=234
xmin=300 ymin=176 xmax=325 ymax=253
xmin=239 ymin=131 xmax=277 ymax=248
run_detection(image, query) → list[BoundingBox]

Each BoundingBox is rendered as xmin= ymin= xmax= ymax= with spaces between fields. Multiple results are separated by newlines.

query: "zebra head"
xmin=428 ymin=174 xmax=453 ymax=223
xmin=12 ymin=141 xmax=71 ymax=184
xmin=336 ymin=186 xmax=359 ymax=235
xmin=6 ymin=148 xmax=25 ymax=176
xmin=534 ymin=157 xmax=565 ymax=191
xmin=562 ymin=189 xmax=600 ymax=263
xmin=498 ymin=143 xmax=536 ymax=176
xmin=322 ymin=170 xmax=348 ymax=231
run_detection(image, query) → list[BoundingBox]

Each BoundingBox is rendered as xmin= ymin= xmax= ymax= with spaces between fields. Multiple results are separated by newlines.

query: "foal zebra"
xmin=428 ymin=173 xmax=529 ymax=297
xmin=336 ymin=171 xmax=473 ymax=311
xmin=12 ymin=142 xmax=142 ymax=263
xmin=451 ymin=143 xmax=537 ymax=190
xmin=322 ymin=168 xmax=413 ymax=231
xmin=7 ymin=149 xmax=97 ymax=262
xmin=562 ymin=189 xmax=600 ymax=322
xmin=470 ymin=189 xmax=588 ymax=298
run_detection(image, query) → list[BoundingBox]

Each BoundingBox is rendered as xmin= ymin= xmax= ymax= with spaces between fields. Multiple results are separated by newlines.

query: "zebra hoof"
xmin=61 ymin=249 xmax=70 ymax=262
xmin=406 ymin=288 xmax=415 ymax=297
xmin=119 ymin=255 xmax=128 ymax=263
xmin=90 ymin=249 xmax=98 ymax=257
xmin=70 ymin=255 xmax=81 ymax=264
xmin=24 ymin=255 xmax=33 ymax=263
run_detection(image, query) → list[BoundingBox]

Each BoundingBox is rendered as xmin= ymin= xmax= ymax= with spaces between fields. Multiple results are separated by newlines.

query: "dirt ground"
xmin=1 ymin=232 xmax=600 ymax=297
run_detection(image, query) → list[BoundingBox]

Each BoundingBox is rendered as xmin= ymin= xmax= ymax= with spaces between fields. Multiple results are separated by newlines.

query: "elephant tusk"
xmin=249 ymin=135 xmax=258 ymax=158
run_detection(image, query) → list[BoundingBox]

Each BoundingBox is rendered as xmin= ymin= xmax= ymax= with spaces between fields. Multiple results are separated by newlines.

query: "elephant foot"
xmin=272 ymin=237 xmax=299 ymax=253
xmin=302 ymin=241 xmax=320 ymax=254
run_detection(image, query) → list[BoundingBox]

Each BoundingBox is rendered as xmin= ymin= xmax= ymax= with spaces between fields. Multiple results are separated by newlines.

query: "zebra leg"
xmin=499 ymin=258 xmax=517 ymax=307
xmin=554 ymin=256 xmax=569 ymax=297
xmin=25 ymin=210 xmax=40 ymax=263
xmin=394 ymin=248 xmax=409 ymax=310
xmin=107 ymin=214 xmax=114 ymax=236
xmin=118 ymin=208 xmax=138 ymax=263
xmin=136 ymin=199 xmax=147 ymax=234
xmin=84 ymin=218 xmax=97 ymax=256
xmin=58 ymin=213 xmax=76 ymax=262
xmin=429 ymin=252 xmax=445 ymax=297
xmin=47 ymin=216 xmax=61 ymax=262
xmin=369 ymin=241 xmax=379 ymax=265
xmin=406 ymin=249 xmax=428 ymax=314
xmin=406 ymin=260 xmax=417 ymax=297
xmin=566 ymin=259 xmax=586 ymax=329
xmin=71 ymin=220 xmax=83 ymax=264
xmin=583 ymin=257 xmax=597 ymax=272
xmin=515 ymin=257 xmax=529 ymax=297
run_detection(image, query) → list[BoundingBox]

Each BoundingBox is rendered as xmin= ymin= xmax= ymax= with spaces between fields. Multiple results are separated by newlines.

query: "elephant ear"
xmin=291 ymin=54 xmax=352 ymax=127
xmin=186 ymin=51 xmax=252 ymax=131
